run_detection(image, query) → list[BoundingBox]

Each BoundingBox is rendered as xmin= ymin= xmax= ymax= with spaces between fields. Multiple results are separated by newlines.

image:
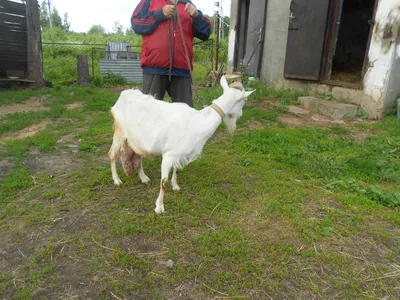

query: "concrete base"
xmin=288 ymin=105 xmax=310 ymax=116
xmin=271 ymin=78 xmax=383 ymax=119
xmin=299 ymin=97 xmax=359 ymax=119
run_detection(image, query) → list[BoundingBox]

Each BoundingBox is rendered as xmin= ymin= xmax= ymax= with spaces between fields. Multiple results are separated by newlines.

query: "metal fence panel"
xmin=100 ymin=59 xmax=143 ymax=83
xmin=106 ymin=41 xmax=132 ymax=59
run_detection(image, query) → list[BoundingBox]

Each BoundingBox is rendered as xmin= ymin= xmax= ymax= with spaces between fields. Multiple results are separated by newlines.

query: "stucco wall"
xmin=260 ymin=0 xmax=291 ymax=84
xmin=227 ymin=0 xmax=240 ymax=74
xmin=384 ymin=36 xmax=400 ymax=110
xmin=365 ymin=1 xmax=400 ymax=111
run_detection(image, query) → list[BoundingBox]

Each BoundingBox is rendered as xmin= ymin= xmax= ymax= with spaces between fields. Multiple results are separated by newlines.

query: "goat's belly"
xmin=134 ymin=148 xmax=161 ymax=158
xmin=127 ymin=142 xmax=162 ymax=158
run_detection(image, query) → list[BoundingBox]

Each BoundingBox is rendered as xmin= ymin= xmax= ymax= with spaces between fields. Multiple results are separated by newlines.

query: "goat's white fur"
xmin=109 ymin=76 xmax=254 ymax=214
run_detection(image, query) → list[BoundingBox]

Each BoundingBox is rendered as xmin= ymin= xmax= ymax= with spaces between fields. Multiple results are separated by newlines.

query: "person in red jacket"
xmin=131 ymin=0 xmax=211 ymax=107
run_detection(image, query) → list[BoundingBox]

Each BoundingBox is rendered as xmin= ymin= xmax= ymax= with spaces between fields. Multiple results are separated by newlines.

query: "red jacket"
xmin=131 ymin=0 xmax=211 ymax=77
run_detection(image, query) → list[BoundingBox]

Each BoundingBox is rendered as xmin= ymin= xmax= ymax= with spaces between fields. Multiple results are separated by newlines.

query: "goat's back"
xmin=111 ymin=89 xmax=201 ymax=158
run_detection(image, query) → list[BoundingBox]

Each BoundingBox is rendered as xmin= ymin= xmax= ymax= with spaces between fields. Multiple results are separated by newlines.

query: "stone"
xmin=165 ymin=259 xmax=174 ymax=269
xmin=288 ymin=105 xmax=310 ymax=116
xmin=299 ymin=97 xmax=358 ymax=119
xmin=311 ymin=114 xmax=331 ymax=123
xmin=331 ymin=120 xmax=346 ymax=125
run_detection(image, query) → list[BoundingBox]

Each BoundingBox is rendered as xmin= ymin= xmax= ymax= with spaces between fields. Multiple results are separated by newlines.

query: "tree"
xmin=125 ymin=27 xmax=134 ymax=35
xmin=112 ymin=21 xmax=124 ymax=35
xmin=39 ymin=0 xmax=49 ymax=27
xmin=50 ymin=8 xmax=62 ymax=28
xmin=39 ymin=1 xmax=71 ymax=32
xmin=62 ymin=12 xmax=71 ymax=32
xmin=88 ymin=25 xmax=106 ymax=35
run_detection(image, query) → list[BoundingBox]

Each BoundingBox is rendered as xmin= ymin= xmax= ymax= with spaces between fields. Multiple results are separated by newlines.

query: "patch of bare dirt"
xmin=303 ymin=197 xmax=346 ymax=221
xmin=245 ymin=119 xmax=264 ymax=130
xmin=0 ymin=158 xmax=13 ymax=177
xmin=322 ymin=225 xmax=400 ymax=270
xmin=65 ymin=102 xmax=83 ymax=110
xmin=56 ymin=132 xmax=86 ymax=154
xmin=279 ymin=112 xmax=348 ymax=128
xmin=278 ymin=114 xmax=310 ymax=127
xmin=1 ymin=120 xmax=51 ymax=141
xmin=249 ymin=99 xmax=279 ymax=111
xmin=0 ymin=96 xmax=50 ymax=117
xmin=120 ymin=235 xmax=165 ymax=255
xmin=348 ymin=129 xmax=373 ymax=142
xmin=25 ymin=148 xmax=85 ymax=177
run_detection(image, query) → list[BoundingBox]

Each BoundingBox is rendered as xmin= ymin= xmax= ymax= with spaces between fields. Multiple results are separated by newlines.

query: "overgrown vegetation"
xmin=40 ymin=15 xmax=227 ymax=86
xmin=0 ymin=81 xmax=399 ymax=299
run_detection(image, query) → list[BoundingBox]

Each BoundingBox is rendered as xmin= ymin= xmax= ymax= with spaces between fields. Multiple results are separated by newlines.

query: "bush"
xmin=91 ymin=71 xmax=127 ymax=87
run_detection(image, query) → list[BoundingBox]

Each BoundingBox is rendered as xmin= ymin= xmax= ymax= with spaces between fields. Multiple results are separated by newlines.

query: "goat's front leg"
xmin=138 ymin=157 xmax=151 ymax=184
xmin=171 ymin=168 xmax=181 ymax=191
xmin=155 ymin=156 xmax=174 ymax=214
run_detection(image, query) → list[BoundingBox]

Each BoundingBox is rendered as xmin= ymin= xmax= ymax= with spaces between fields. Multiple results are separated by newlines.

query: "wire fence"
xmin=42 ymin=39 xmax=215 ymax=87
xmin=42 ymin=42 xmax=101 ymax=86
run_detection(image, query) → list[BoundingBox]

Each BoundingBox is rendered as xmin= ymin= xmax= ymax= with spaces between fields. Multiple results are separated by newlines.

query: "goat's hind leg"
xmin=155 ymin=156 xmax=174 ymax=214
xmin=109 ymin=144 xmax=123 ymax=185
xmin=109 ymin=125 xmax=123 ymax=186
xmin=171 ymin=167 xmax=180 ymax=191
xmin=138 ymin=156 xmax=151 ymax=184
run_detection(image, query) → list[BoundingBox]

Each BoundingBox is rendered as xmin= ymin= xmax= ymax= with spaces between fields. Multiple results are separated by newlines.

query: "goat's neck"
xmin=193 ymin=98 xmax=227 ymax=137
xmin=212 ymin=95 xmax=235 ymax=116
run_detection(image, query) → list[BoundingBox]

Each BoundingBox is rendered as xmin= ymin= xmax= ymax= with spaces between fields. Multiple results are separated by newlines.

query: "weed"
xmin=319 ymin=92 xmax=333 ymax=100
xmin=356 ymin=108 xmax=369 ymax=119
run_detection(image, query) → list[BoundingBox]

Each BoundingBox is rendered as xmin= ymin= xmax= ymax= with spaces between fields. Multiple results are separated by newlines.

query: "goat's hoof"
xmin=154 ymin=205 xmax=165 ymax=214
xmin=141 ymin=176 xmax=151 ymax=184
xmin=172 ymin=185 xmax=181 ymax=191
xmin=113 ymin=178 xmax=123 ymax=186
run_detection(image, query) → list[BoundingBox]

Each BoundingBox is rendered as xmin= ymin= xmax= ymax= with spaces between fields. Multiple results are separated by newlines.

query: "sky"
xmin=50 ymin=0 xmax=231 ymax=33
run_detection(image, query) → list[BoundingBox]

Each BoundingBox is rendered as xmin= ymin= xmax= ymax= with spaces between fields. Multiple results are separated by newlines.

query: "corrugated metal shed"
xmin=0 ymin=0 xmax=27 ymax=72
xmin=106 ymin=41 xmax=131 ymax=59
xmin=100 ymin=59 xmax=143 ymax=83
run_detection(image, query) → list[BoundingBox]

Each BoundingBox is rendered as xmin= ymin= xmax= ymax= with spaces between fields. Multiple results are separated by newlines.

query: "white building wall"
xmin=228 ymin=0 xmax=400 ymax=119
xmin=364 ymin=1 xmax=400 ymax=112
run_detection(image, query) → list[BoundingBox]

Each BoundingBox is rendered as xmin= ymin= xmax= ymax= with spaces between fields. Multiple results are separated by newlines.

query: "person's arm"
xmin=192 ymin=10 xmax=212 ymax=41
xmin=184 ymin=2 xmax=211 ymax=41
xmin=131 ymin=0 xmax=169 ymax=36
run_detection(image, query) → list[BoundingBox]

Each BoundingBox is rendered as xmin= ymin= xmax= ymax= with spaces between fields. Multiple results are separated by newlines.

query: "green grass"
xmin=0 ymin=83 xmax=399 ymax=299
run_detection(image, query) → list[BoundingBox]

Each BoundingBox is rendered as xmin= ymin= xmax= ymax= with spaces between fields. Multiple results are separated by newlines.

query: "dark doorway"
xmin=329 ymin=0 xmax=376 ymax=85
xmin=234 ymin=0 xmax=250 ymax=71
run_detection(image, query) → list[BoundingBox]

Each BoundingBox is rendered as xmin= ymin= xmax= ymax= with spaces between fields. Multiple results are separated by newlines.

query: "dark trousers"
xmin=142 ymin=74 xmax=193 ymax=108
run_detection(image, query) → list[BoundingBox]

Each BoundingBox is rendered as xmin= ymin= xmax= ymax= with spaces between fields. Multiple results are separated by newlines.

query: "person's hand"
xmin=163 ymin=5 xmax=176 ymax=18
xmin=185 ymin=2 xmax=199 ymax=17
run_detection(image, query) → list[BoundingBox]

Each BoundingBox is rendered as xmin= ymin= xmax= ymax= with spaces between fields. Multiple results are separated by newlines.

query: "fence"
xmin=42 ymin=39 xmax=215 ymax=86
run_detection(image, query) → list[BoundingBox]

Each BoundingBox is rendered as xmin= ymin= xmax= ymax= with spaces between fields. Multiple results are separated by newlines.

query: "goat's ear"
xmin=220 ymin=75 xmax=229 ymax=90
xmin=243 ymin=89 xmax=256 ymax=100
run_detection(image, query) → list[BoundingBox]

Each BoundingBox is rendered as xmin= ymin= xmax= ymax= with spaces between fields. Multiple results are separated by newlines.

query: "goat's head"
xmin=219 ymin=75 xmax=255 ymax=135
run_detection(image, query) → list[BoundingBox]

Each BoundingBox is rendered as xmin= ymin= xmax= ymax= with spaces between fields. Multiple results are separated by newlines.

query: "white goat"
xmin=109 ymin=76 xmax=254 ymax=214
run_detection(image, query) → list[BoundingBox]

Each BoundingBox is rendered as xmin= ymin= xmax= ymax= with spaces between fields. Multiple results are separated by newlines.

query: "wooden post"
xmin=26 ymin=0 xmax=45 ymax=88
xmin=215 ymin=13 xmax=220 ymax=71
xmin=77 ymin=54 xmax=90 ymax=86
